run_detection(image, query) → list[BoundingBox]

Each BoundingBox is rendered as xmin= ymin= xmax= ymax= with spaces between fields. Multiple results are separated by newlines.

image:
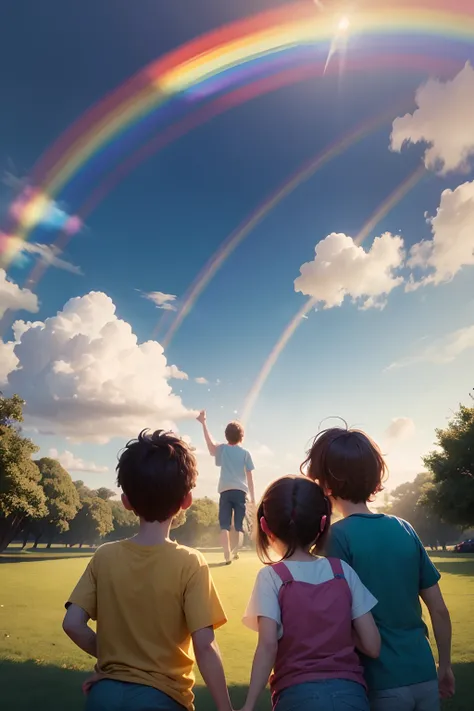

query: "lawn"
xmin=0 ymin=548 xmax=473 ymax=710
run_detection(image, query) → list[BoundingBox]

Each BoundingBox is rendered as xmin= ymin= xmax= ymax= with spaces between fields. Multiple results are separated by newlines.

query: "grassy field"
xmin=0 ymin=548 xmax=473 ymax=710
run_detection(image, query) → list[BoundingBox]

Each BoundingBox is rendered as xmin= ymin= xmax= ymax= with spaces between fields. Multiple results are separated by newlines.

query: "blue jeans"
xmin=275 ymin=679 xmax=369 ymax=711
xmin=369 ymin=680 xmax=439 ymax=711
xmin=85 ymin=680 xmax=186 ymax=711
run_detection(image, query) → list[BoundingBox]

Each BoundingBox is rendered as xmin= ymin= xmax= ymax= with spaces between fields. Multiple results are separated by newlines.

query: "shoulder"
xmin=172 ymin=543 xmax=210 ymax=573
xmin=91 ymin=541 xmax=122 ymax=562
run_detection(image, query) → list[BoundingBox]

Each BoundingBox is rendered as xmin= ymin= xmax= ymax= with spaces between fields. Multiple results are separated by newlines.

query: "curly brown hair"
xmin=116 ymin=430 xmax=197 ymax=522
xmin=225 ymin=421 xmax=244 ymax=444
xmin=300 ymin=427 xmax=387 ymax=504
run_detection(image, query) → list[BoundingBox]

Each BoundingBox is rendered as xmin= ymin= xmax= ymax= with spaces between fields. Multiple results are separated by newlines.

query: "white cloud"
xmin=406 ymin=180 xmax=474 ymax=289
xmin=15 ymin=241 xmax=82 ymax=275
xmin=253 ymin=444 xmax=273 ymax=457
xmin=390 ymin=63 xmax=474 ymax=174
xmin=48 ymin=448 xmax=109 ymax=473
xmin=0 ymin=341 xmax=19 ymax=384
xmin=389 ymin=323 xmax=474 ymax=369
xmin=0 ymin=268 xmax=39 ymax=319
xmin=166 ymin=365 xmax=188 ymax=380
xmin=294 ymin=232 xmax=405 ymax=309
xmin=140 ymin=291 xmax=177 ymax=311
xmin=3 ymin=291 xmax=197 ymax=443
xmin=384 ymin=417 xmax=416 ymax=441
xmin=195 ymin=377 xmax=209 ymax=385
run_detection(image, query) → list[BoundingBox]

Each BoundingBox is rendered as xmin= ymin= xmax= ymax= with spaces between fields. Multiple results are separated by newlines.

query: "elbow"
xmin=62 ymin=615 xmax=83 ymax=640
xmin=365 ymin=633 xmax=381 ymax=659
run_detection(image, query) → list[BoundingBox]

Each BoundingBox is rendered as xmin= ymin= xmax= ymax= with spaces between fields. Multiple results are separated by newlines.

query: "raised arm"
xmin=197 ymin=410 xmax=218 ymax=457
xmin=63 ymin=604 xmax=97 ymax=657
xmin=420 ymin=583 xmax=455 ymax=699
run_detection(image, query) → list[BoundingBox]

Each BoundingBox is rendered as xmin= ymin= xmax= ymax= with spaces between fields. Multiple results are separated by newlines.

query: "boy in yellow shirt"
xmin=63 ymin=430 xmax=231 ymax=711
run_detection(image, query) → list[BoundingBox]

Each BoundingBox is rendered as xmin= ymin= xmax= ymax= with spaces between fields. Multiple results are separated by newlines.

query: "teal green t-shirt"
xmin=325 ymin=514 xmax=440 ymax=691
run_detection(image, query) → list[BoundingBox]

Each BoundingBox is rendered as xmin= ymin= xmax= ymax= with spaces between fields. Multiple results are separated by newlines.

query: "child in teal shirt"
xmin=301 ymin=427 xmax=455 ymax=711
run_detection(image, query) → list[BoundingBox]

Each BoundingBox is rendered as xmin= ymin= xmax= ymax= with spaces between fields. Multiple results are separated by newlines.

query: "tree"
xmin=174 ymin=498 xmax=219 ymax=546
xmin=66 ymin=485 xmax=114 ymax=547
xmin=0 ymin=395 xmax=47 ymax=551
xmin=422 ymin=403 xmax=474 ymax=529
xmin=106 ymin=501 xmax=139 ymax=541
xmin=25 ymin=458 xmax=80 ymax=548
xmin=387 ymin=473 xmax=460 ymax=549
xmin=93 ymin=487 xmax=116 ymax=501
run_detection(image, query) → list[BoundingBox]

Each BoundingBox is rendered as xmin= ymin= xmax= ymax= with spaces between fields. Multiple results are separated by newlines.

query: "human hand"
xmin=438 ymin=664 xmax=455 ymax=699
xmin=82 ymin=672 xmax=103 ymax=696
xmin=196 ymin=410 xmax=207 ymax=424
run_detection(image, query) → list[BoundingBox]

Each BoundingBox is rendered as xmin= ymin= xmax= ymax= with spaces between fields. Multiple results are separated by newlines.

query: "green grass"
xmin=0 ymin=548 xmax=473 ymax=710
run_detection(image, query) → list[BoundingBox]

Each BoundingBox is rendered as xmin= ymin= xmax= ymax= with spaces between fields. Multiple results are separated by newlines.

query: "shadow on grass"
xmin=0 ymin=660 xmax=270 ymax=711
xmin=435 ymin=560 xmax=474 ymax=579
xmin=1 ymin=660 xmax=473 ymax=711
xmin=0 ymin=547 xmax=95 ymax=564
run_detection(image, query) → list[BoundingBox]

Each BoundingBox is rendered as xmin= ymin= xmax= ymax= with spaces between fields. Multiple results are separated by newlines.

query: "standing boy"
xmin=301 ymin=427 xmax=455 ymax=711
xmin=63 ymin=430 xmax=232 ymax=711
xmin=197 ymin=411 xmax=255 ymax=565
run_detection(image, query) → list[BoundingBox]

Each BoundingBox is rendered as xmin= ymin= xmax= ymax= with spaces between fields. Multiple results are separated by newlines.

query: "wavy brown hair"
xmin=117 ymin=430 xmax=197 ymax=522
xmin=300 ymin=427 xmax=387 ymax=503
xmin=225 ymin=421 xmax=244 ymax=444
xmin=256 ymin=475 xmax=331 ymax=564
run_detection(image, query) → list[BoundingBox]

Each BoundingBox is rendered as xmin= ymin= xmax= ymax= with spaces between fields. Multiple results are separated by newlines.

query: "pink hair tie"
xmin=320 ymin=514 xmax=327 ymax=533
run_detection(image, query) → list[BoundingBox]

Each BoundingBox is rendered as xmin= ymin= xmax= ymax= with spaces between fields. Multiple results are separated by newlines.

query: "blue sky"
xmin=1 ymin=0 xmax=473 ymax=500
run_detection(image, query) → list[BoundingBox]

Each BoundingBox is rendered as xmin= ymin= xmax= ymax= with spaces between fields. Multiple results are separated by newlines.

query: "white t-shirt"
xmin=215 ymin=444 xmax=254 ymax=494
xmin=243 ymin=558 xmax=377 ymax=639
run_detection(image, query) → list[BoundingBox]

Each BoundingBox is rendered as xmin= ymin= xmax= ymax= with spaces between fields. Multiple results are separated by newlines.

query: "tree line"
xmin=1 ymin=392 xmax=473 ymax=553
xmin=0 ymin=395 xmax=224 ymax=552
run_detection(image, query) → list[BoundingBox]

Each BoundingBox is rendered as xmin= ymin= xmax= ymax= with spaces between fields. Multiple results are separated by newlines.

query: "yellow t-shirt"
xmin=67 ymin=540 xmax=226 ymax=710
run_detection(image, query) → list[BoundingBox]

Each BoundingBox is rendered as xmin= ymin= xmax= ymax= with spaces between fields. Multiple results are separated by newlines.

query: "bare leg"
xmin=231 ymin=530 xmax=243 ymax=559
xmin=220 ymin=530 xmax=231 ymax=563
xmin=229 ymin=528 xmax=239 ymax=553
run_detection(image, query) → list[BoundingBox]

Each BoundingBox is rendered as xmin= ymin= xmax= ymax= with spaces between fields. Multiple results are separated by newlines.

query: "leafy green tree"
xmin=106 ymin=501 xmax=139 ymax=541
xmin=422 ymin=404 xmax=474 ymax=529
xmin=0 ymin=395 xmax=47 ymax=551
xmin=67 ymin=486 xmax=114 ymax=547
xmin=94 ymin=487 xmax=116 ymax=501
xmin=387 ymin=473 xmax=460 ymax=549
xmin=26 ymin=458 xmax=80 ymax=548
xmin=174 ymin=497 xmax=219 ymax=546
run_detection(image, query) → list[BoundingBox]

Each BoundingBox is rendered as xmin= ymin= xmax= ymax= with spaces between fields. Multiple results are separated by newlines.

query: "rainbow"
xmin=159 ymin=106 xmax=402 ymax=348
xmin=0 ymin=0 xmax=472 ymax=266
xmin=240 ymin=164 xmax=426 ymax=425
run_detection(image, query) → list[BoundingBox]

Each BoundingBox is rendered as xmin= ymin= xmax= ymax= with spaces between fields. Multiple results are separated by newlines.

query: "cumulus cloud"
xmin=195 ymin=377 xmax=209 ymax=385
xmin=49 ymin=448 xmax=109 ymax=473
xmin=140 ymin=291 xmax=178 ymax=311
xmin=166 ymin=365 xmax=188 ymax=380
xmin=294 ymin=232 xmax=405 ymax=309
xmin=389 ymin=323 xmax=474 ymax=369
xmin=390 ymin=63 xmax=474 ymax=174
xmin=406 ymin=180 xmax=474 ymax=289
xmin=0 ymin=268 xmax=39 ymax=319
xmin=3 ymin=291 xmax=196 ymax=442
xmin=0 ymin=341 xmax=19 ymax=384
xmin=384 ymin=417 xmax=416 ymax=441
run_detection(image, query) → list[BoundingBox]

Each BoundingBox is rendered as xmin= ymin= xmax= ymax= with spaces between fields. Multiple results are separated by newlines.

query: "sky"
xmin=0 ymin=0 xmax=473 ymax=501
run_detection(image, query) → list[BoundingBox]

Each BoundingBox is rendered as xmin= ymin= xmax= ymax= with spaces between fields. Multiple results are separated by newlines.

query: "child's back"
xmin=69 ymin=538 xmax=224 ymax=708
xmin=326 ymin=513 xmax=439 ymax=691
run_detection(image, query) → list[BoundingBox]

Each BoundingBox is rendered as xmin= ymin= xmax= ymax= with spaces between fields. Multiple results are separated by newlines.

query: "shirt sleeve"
xmin=184 ymin=556 xmax=227 ymax=634
xmin=242 ymin=567 xmax=282 ymax=636
xmin=324 ymin=525 xmax=352 ymax=565
xmin=245 ymin=450 xmax=255 ymax=471
xmin=400 ymin=519 xmax=441 ymax=590
xmin=66 ymin=557 xmax=98 ymax=620
xmin=341 ymin=561 xmax=378 ymax=620
xmin=215 ymin=444 xmax=223 ymax=467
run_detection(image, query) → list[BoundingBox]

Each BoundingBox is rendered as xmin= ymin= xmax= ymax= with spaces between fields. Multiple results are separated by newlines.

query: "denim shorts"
xmin=219 ymin=489 xmax=246 ymax=531
xmin=369 ymin=680 xmax=439 ymax=711
xmin=274 ymin=679 xmax=369 ymax=711
xmin=85 ymin=680 xmax=186 ymax=711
